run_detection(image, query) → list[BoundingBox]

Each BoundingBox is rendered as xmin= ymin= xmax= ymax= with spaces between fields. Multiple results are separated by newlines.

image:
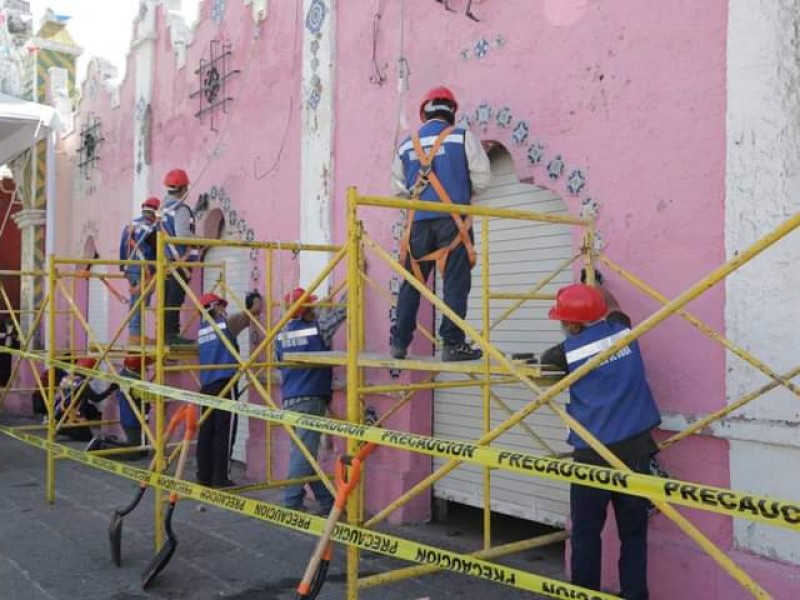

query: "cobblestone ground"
xmin=0 ymin=416 xmax=564 ymax=599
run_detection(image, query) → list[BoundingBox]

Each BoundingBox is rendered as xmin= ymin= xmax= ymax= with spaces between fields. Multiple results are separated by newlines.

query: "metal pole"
xmin=599 ymin=254 xmax=800 ymax=400
xmin=481 ymin=216 xmax=491 ymax=550
xmin=46 ymin=256 xmax=56 ymax=504
xmin=265 ymin=248 xmax=273 ymax=483
xmin=345 ymin=187 xmax=361 ymax=600
xmin=154 ymin=232 xmax=167 ymax=549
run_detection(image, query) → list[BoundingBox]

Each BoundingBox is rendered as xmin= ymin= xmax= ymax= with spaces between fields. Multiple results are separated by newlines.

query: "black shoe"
xmin=442 ymin=343 xmax=483 ymax=362
xmin=84 ymin=437 xmax=102 ymax=452
xmin=390 ymin=345 xmax=407 ymax=360
xmin=211 ymin=479 xmax=238 ymax=489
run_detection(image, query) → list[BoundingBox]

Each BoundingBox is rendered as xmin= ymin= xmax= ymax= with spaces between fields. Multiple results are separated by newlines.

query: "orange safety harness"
xmin=124 ymin=223 xmax=152 ymax=296
xmin=399 ymin=126 xmax=476 ymax=283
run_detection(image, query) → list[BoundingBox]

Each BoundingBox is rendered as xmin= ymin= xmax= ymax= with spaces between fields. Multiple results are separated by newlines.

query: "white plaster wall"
xmin=299 ymin=0 xmax=334 ymax=294
xmin=132 ymin=1 xmax=157 ymax=215
xmin=727 ymin=0 xmax=800 ymax=563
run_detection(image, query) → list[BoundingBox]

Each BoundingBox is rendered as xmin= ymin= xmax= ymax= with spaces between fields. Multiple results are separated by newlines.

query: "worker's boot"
xmin=390 ymin=345 xmax=407 ymax=360
xmin=442 ymin=342 xmax=483 ymax=362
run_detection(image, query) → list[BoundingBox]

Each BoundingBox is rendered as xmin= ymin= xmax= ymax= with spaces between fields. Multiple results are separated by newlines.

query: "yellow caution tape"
xmin=0 ymin=424 xmax=617 ymax=600
xmin=4 ymin=347 xmax=800 ymax=532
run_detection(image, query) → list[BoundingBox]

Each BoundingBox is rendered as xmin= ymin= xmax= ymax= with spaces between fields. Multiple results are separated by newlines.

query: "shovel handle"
xmin=334 ymin=442 xmax=377 ymax=510
xmin=168 ymin=407 xmax=197 ymax=502
xmin=297 ymin=442 xmax=378 ymax=597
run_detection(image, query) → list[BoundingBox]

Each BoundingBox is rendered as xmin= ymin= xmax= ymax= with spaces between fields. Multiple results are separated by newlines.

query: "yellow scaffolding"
xmin=0 ymin=188 xmax=798 ymax=599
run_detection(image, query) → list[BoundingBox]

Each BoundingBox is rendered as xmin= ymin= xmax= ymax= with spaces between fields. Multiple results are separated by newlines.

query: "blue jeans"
xmin=570 ymin=455 xmax=650 ymax=599
xmin=127 ymin=272 xmax=151 ymax=335
xmin=284 ymin=396 xmax=333 ymax=511
xmin=391 ymin=217 xmax=473 ymax=349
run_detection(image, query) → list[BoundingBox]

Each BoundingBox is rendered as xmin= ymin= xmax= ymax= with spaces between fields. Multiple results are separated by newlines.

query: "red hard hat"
xmin=548 ymin=284 xmax=607 ymax=323
xmin=163 ymin=168 xmax=190 ymax=188
xmin=419 ymin=86 xmax=458 ymax=122
xmin=123 ymin=355 xmax=155 ymax=370
xmin=141 ymin=196 xmax=160 ymax=211
xmin=284 ymin=287 xmax=318 ymax=306
xmin=76 ymin=357 xmax=97 ymax=369
xmin=199 ymin=292 xmax=227 ymax=309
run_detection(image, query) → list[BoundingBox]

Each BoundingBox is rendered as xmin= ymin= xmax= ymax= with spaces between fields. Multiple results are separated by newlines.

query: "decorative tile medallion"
xmin=527 ymin=142 xmax=545 ymax=165
xmin=305 ymin=0 xmax=327 ymax=34
xmin=511 ymin=120 xmax=530 ymax=146
xmin=547 ymin=155 xmax=565 ymax=179
xmin=475 ymin=103 xmax=492 ymax=127
xmin=495 ymin=106 xmax=513 ymax=128
xmin=211 ymin=0 xmax=226 ymax=24
xmin=580 ymin=197 xmax=600 ymax=219
xmin=567 ymin=169 xmax=586 ymax=195
xmin=474 ymin=37 xmax=490 ymax=59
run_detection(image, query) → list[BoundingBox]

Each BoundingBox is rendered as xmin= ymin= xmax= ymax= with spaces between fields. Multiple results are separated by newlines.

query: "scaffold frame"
xmin=0 ymin=188 xmax=798 ymax=599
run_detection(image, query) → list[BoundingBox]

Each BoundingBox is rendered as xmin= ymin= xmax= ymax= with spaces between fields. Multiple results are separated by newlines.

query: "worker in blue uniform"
xmin=56 ymin=357 xmax=119 ymax=448
xmin=543 ymin=277 xmax=661 ymax=600
xmin=390 ymin=86 xmax=491 ymax=362
xmin=116 ymin=355 xmax=154 ymax=454
xmin=275 ymin=287 xmax=346 ymax=514
xmin=159 ymin=168 xmax=196 ymax=346
xmin=196 ymin=292 xmax=261 ymax=487
xmin=82 ymin=355 xmax=154 ymax=458
xmin=118 ymin=196 xmax=160 ymax=345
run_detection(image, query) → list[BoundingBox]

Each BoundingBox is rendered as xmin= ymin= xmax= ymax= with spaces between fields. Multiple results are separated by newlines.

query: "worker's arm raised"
xmin=465 ymin=129 xmax=491 ymax=194
xmin=391 ymin=149 xmax=410 ymax=197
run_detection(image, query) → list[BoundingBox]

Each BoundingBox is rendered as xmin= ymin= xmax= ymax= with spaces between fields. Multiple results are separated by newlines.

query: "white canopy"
xmin=0 ymin=92 xmax=61 ymax=165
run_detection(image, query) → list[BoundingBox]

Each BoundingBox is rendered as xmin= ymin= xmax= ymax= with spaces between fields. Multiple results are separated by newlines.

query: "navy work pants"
xmin=392 ymin=217 xmax=472 ymax=349
xmin=570 ymin=455 xmax=650 ymax=599
xmin=196 ymin=378 xmax=234 ymax=486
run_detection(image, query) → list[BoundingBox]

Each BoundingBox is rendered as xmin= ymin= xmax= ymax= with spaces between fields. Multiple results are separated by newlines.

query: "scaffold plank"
xmin=89 ymin=343 xmax=198 ymax=358
xmin=283 ymin=351 xmax=563 ymax=380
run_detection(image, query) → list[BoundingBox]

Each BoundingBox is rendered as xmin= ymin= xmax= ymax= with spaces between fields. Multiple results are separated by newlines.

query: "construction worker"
xmin=160 ymin=168 xmax=196 ymax=346
xmin=31 ymin=359 xmax=68 ymax=417
xmin=77 ymin=355 xmax=155 ymax=458
xmin=116 ymin=355 xmax=155 ymax=450
xmin=118 ymin=196 xmax=160 ymax=345
xmin=390 ymin=86 xmax=490 ymax=362
xmin=275 ymin=287 xmax=346 ymax=514
xmin=0 ymin=316 xmax=18 ymax=387
xmin=542 ymin=278 xmax=661 ymax=600
xmin=55 ymin=358 xmax=119 ymax=448
xmin=196 ymin=292 xmax=262 ymax=487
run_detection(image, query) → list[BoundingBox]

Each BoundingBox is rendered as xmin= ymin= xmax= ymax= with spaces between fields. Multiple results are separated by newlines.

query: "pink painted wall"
xmin=55 ymin=1 xmax=306 ymax=477
xmin=43 ymin=0 xmax=799 ymax=596
xmin=332 ymin=0 xmax=800 ymax=596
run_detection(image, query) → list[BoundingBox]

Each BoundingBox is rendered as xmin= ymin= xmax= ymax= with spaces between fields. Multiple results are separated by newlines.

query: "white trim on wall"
xmin=299 ymin=0 xmax=335 ymax=295
xmin=726 ymin=0 xmax=800 ymax=565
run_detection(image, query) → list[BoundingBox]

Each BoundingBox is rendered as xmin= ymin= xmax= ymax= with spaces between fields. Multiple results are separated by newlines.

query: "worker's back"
xmin=398 ymin=119 xmax=472 ymax=219
xmin=562 ymin=313 xmax=661 ymax=449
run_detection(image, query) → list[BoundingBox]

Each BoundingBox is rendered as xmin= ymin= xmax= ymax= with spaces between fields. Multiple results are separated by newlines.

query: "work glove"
xmin=580 ymin=268 xmax=604 ymax=285
xmin=245 ymin=291 xmax=263 ymax=311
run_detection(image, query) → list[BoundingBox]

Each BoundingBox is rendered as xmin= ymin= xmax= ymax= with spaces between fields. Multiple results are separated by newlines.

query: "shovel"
xmin=295 ymin=442 xmax=377 ymax=600
xmin=140 ymin=406 xmax=197 ymax=588
xmin=109 ymin=405 xmax=189 ymax=566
